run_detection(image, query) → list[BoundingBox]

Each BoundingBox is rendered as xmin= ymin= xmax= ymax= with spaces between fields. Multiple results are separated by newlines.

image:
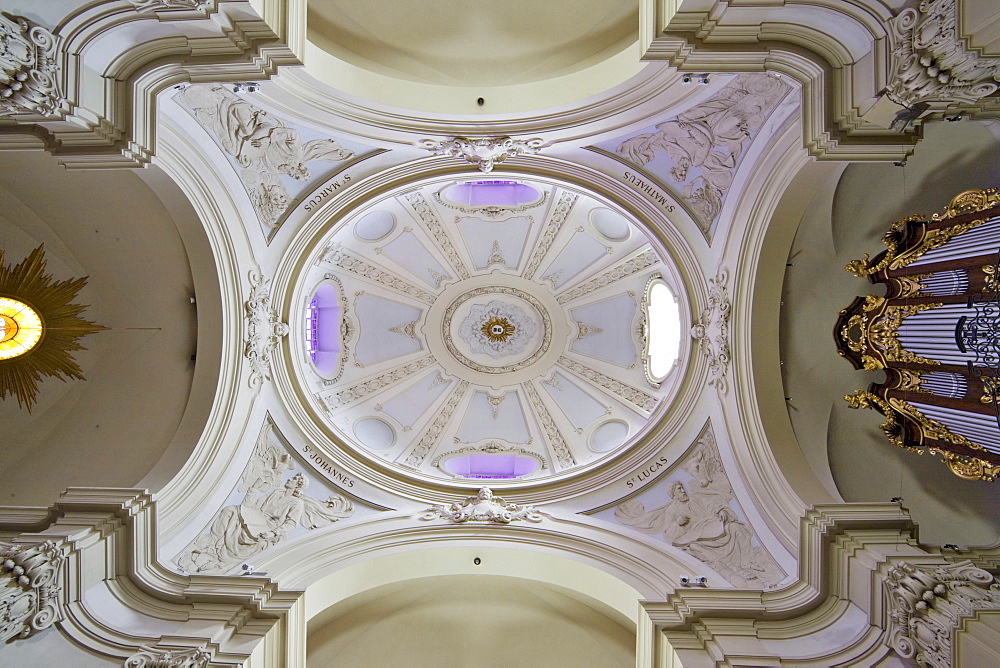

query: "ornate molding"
xmin=432 ymin=190 xmax=548 ymax=220
xmin=404 ymin=380 xmax=470 ymax=467
xmin=124 ymin=645 xmax=211 ymax=668
xmin=244 ymin=270 xmax=289 ymax=388
xmin=556 ymin=249 xmax=660 ymax=304
xmin=323 ymin=355 xmax=436 ymax=409
xmin=887 ymin=0 xmax=1000 ymax=110
xmin=557 ymin=355 xmax=659 ymax=413
xmin=419 ymin=487 xmax=543 ymax=524
xmin=884 ymin=560 xmax=1000 ymax=668
xmin=0 ymin=14 xmax=62 ymax=117
xmin=521 ymin=382 xmax=575 ymax=469
xmin=523 ymin=191 xmax=577 ymax=280
xmin=0 ymin=540 xmax=63 ymax=644
xmin=319 ymin=244 xmax=435 ymax=304
xmin=691 ymin=270 xmax=731 ymax=393
xmin=402 ymin=192 xmax=470 ymax=280
xmin=417 ymin=136 xmax=546 ymax=173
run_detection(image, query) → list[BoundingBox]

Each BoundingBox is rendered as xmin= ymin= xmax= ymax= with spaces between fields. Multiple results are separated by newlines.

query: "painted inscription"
xmin=302 ymin=443 xmax=356 ymax=488
xmin=625 ymin=455 xmax=669 ymax=489
xmin=303 ymin=174 xmax=352 ymax=212
xmin=623 ymin=171 xmax=675 ymax=212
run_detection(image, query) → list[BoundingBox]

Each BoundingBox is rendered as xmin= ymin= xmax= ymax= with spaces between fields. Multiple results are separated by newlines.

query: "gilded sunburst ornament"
xmin=480 ymin=317 xmax=515 ymax=343
xmin=0 ymin=245 xmax=106 ymax=412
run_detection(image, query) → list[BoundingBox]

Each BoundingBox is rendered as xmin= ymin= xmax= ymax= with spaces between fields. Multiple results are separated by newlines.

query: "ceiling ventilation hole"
xmin=355 ymin=210 xmax=396 ymax=241
xmin=443 ymin=181 xmax=540 ymax=207
xmin=354 ymin=417 xmax=396 ymax=450
xmin=589 ymin=420 xmax=629 ymax=453
xmin=591 ymin=208 xmax=631 ymax=241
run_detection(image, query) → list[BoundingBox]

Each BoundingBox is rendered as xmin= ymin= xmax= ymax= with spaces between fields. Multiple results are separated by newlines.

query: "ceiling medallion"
xmin=0 ymin=245 xmax=105 ymax=412
xmin=480 ymin=316 xmax=515 ymax=343
xmin=445 ymin=287 xmax=551 ymax=373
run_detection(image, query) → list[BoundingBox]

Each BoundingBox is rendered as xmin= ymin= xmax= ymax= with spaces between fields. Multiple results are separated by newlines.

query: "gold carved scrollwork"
xmin=845 ymin=215 xmax=988 ymax=278
xmin=980 ymin=377 xmax=1000 ymax=405
xmin=844 ymin=216 xmax=920 ymax=277
xmin=892 ymin=273 xmax=931 ymax=298
xmin=845 ymin=390 xmax=999 ymax=480
xmin=838 ymin=296 xmax=941 ymax=369
xmin=894 ymin=369 xmax=926 ymax=392
xmin=983 ymin=264 xmax=999 ymax=292
xmin=931 ymin=188 xmax=1000 ymax=221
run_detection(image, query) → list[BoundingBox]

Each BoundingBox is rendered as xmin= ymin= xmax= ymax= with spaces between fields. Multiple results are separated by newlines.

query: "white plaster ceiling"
xmin=306 ymin=0 xmax=638 ymax=87
xmin=292 ymin=177 xmax=684 ymax=484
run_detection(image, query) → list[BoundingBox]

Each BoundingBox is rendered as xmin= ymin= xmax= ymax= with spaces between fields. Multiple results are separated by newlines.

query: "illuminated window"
xmin=0 ymin=297 xmax=43 ymax=360
xmin=441 ymin=453 xmax=540 ymax=479
xmin=643 ymin=278 xmax=681 ymax=384
xmin=443 ymin=181 xmax=540 ymax=207
xmin=305 ymin=283 xmax=342 ymax=376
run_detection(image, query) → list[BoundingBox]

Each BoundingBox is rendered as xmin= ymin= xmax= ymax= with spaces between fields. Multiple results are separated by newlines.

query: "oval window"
xmin=643 ymin=278 xmax=681 ymax=384
xmin=442 ymin=181 xmax=540 ymax=207
xmin=441 ymin=453 xmax=540 ymax=479
xmin=306 ymin=282 xmax=343 ymax=376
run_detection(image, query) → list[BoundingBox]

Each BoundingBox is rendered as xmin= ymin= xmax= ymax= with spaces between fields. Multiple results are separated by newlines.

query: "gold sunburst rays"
xmin=0 ymin=245 xmax=106 ymax=412
xmin=480 ymin=316 xmax=515 ymax=343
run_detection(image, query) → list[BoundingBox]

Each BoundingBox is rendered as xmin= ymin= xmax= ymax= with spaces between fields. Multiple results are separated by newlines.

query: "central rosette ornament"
xmin=458 ymin=300 xmax=537 ymax=360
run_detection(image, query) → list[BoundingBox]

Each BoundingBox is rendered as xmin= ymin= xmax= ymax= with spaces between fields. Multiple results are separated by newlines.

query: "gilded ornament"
xmin=931 ymin=188 xmax=1000 ymax=220
xmin=838 ymin=295 xmax=941 ymax=369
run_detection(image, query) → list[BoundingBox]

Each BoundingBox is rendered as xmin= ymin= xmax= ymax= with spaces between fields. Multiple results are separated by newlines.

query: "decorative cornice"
xmin=0 ymin=540 xmax=63 ymax=643
xmin=0 ymin=14 xmax=62 ymax=117
xmin=418 ymin=487 xmax=543 ymax=524
xmin=129 ymin=0 xmax=209 ymax=10
xmin=243 ymin=270 xmax=288 ymax=388
xmin=887 ymin=0 xmax=1000 ymax=109
xmin=884 ymin=560 xmax=1000 ymax=668
xmin=417 ymin=136 xmax=546 ymax=173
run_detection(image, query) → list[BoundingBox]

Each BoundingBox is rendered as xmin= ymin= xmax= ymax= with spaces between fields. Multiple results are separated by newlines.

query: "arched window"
xmin=306 ymin=282 xmax=343 ymax=377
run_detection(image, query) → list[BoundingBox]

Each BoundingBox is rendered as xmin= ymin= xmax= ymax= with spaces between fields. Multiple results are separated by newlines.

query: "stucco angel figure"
xmin=420 ymin=487 xmax=542 ymax=524
xmin=615 ymin=480 xmax=768 ymax=586
xmin=177 ymin=473 xmax=353 ymax=574
xmin=177 ymin=84 xmax=354 ymax=180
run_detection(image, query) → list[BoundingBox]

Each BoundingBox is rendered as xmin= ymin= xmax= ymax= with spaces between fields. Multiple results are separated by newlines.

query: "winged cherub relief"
xmin=615 ymin=74 xmax=788 ymax=230
xmin=175 ymin=425 xmax=354 ymax=574
xmin=613 ymin=432 xmax=783 ymax=587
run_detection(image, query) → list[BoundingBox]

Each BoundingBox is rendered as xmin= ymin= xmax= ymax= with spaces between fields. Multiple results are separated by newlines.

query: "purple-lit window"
xmin=442 ymin=453 xmax=539 ymax=479
xmin=443 ymin=181 xmax=540 ymax=207
xmin=306 ymin=284 xmax=342 ymax=376
xmin=305 ymin=296 xmax=319 ymax=363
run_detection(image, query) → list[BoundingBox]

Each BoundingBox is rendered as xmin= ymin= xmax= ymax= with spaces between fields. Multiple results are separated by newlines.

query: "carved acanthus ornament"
xmin=323 ymin=356 xmax=435 ymax=409
xmin=0 ymin=540 xmax=64 ymax=643
xmin=0 ymin=14 xmax=62 ymax=117
xmin=319 ymin=244 xmax=435 ymax=304
xmin=887 ymin=0 xmax=1000 ymax=110
xmin=691 ymin=270 xmax=731 ymax=393
xmin=433 ymin=191 xmax=547 ymax=220
xmin=124 ymin=645 xmax=211 ymax=668
xmin=244 ymin=271 xmax=289 ymax=388
xmin=838 ymin=295 xmax=942 ymax=370
xmin=417 ymin=136 xmax=546 ymax=173
xmin=419 ymin=487 xmax=543 ymax=524
xmin=555 ymin=249 xmax=660 ymax=304
xmin=884 ymin=561 xmax=1000 ymax=668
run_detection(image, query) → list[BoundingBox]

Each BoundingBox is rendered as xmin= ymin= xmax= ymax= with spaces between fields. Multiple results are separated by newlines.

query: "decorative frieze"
xmin=319 ymin=244 xmax=435 ymax=304
xmin=521 ymin=382 xmax=575 ymax=469
xmin=404 ymin=380 xmax=470 ymax=467
xmin=417 ymin=136 xmax=545 ymax=173
xmin=402 ymin=193 xmax=470 ymax=279
xmin=691 ymin=270 xmax=731 ymax=393
xmin=124 ymin=645 xmax=211 ymax=668
xmin=419 ymin=487 xmax=543 ymax=524
xmin=323 ymin=356 xmax=436 ymax=409
xmin=884 ymin=560 xmax=1000 ymax=668
xmin=523 ymin=191 xmax=577 ymax=280
xmin=558 ymin=356 xmax=659 ymax=414
xmin=556 ymin=249 xmax=660 ymax=304
xmin=0 ymin=15 xmax=62 ymax=117
xmin=244 ymin=271 xmax=289 ymax=388
xmin=0 ymin=540 xmax=63 ymax=643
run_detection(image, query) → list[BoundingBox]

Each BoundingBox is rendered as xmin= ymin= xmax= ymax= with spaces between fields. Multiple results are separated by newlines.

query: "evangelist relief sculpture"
xmin=614 ymin=431 xmax=783 ymax=587
xmin=177 ymin=84 xmax=355 ymax=228
xmin=175 ymin=424 xmax=354 ymax=574
xmin=615 ymin=74 xmax=789 ymax=231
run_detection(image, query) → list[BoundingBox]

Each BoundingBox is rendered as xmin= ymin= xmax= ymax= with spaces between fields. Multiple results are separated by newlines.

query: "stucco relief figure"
xmin=240 ymin=170 xmax=290 ymax=228
xmin=616 ymin=74 xmax=788 ymax=229
xmin=178 ymin=85 xmax=354 ymax=179
xmin=614 ymin=434 xmax=783 ymax=587
xmin=177 ymin=473 xmax=353 ymax=574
